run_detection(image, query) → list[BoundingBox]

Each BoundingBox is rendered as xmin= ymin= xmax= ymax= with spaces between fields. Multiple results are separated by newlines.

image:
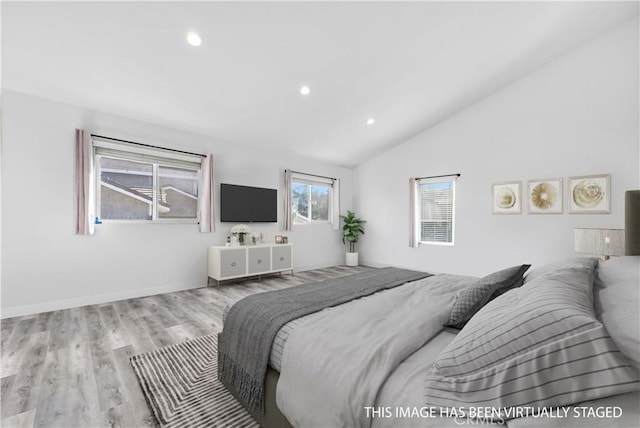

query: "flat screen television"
xmin=220 ymin=183 xmax=278 ymax=223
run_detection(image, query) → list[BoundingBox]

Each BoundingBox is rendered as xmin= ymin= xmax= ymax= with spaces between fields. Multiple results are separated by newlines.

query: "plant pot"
xmin=345 ymin=252 xmax=359 ymax=267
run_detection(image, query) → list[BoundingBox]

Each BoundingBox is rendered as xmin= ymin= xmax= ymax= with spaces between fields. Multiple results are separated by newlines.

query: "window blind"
xmin=418 ymin=175 xmax=456 ymax=244
xmin=92 ymin=137 xmax=202 ymax=170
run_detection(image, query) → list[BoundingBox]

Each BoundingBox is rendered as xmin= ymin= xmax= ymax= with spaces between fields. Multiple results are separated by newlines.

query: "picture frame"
xmin=527 ymin=177 xmax=563 ymax=214
xmin=492 ymin=181 xmax=521 ymax=214
xmin=282 ymin=236 xmax=288 ymax=244
xmin=275 ymin=235 xmax=284 ymax=244
xmin=568 ymin=174 xmax=610 ymax=214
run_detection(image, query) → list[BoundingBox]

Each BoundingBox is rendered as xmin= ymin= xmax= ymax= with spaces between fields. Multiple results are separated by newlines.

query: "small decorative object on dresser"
xmin=251 ymin=232 xmax=263 ymax=245
xmin=340 ymin=210 xmax=366 ymax=266
xmin=231 ymin=224 xmax=252 ymax=245
xmin=492 ymin=181 xmax=521 ymax=214
xmin=275 ymin=235 xmax=284 ymax=244
xmin=527 ymin=177 xmax=562 ymax=214
xmin=569 ymin=174 xmax=610 ymax=214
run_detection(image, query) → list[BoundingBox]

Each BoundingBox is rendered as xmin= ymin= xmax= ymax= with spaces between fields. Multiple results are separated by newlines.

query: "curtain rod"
xmin=415 ymin=173 xmax=461 ymax=181
xmin=91 ymin=134 xmax=205 ymax=158
xmin=286 ymin=169 xmax=337 ymax=181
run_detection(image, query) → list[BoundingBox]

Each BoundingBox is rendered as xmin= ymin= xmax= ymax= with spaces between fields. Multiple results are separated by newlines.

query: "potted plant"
xmin=341 ymin=210 xmax=365 ymax=266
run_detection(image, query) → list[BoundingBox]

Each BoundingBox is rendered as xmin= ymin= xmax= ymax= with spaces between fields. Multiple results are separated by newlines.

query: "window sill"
xmin=99 ymin=219 xmax=199 ymax=225
xmin=292 ymin=220 xmax=332 ymax=226
xmin=419 ymin=241 xmax=455 ymax=247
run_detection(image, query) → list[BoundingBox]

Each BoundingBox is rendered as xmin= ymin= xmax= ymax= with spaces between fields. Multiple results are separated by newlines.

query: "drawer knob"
xmin=231 ymin=262 xmax=236 ymax=267
xmin=257 ymin=259 xmax=262 ymax=264
xmin=280 ymin=257 xmax=285 ymax=261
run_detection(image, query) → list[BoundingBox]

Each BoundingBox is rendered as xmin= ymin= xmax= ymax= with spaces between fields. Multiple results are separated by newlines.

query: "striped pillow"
xmin=425 ymin=259 xmax=639 ymax=418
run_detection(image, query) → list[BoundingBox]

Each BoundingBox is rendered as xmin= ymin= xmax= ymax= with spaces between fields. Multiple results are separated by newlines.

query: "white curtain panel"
xmin=284 ymin=170 xmax=293 ymax=231
xmin=75 ymin=129 xmax=95 ymax=235
xmin=332 ymin=178 xmax=340 ymax=231
xmin=409 ymin=178 xmax=418 ymax=248
xmin=199 ymin=154 xmax=216 ymax=233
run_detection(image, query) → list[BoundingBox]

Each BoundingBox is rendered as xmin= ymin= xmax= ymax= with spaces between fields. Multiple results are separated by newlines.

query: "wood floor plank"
xmin=101 ymin=401 xmax=152 ymax=428
xmin=0 ymin=408 xmax=36 ymax=428
xmin=2 ymin=331 xmax=49 ymax=418
xmin=62 ymin=340 xmax=102 ymax=428
xmin=97 ymin=304 xmax=132 ymax=350
xmin=152 ymin=294 xmax=214 ymax=338
xmin=138 ymin=314 xmax=177 ymax=349
xmin=1 ymin=318 xmax=37 ymax=378
xmin=1 ymin=374 xmax=17 ymax=417
xmin=142 ymin=298 xmax=181 ymax=330
xmin=1 ymin=317 xmax=18 ymax=343
xmin=0 ymin=265 xmax=372 ymax=427
xmin=90 ymin=348 xmax=126 ymax=413
xmin=33 ymin=311 xmax=56 ymax=334
xmin=111 ymin=301 xmax=157 ymax=355
xmin=84 ymin=306 xmax=128 ymax=413
xmin=109 ymin=346 xmax=157 ymax=427
xmin=33 ymin=378 xmax=68 ymax=427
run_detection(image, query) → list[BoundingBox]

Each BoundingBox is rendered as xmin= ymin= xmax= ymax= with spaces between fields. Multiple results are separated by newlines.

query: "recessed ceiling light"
xmin=300 ymin=85 xmax=311 ymax=96
xmin=366 ymin=118 xmax=375 ymax=125
xmin=187 ymin=32 xmax=202 ymax=47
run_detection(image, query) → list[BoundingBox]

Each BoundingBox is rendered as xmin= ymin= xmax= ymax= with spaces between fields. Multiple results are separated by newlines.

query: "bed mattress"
xmin=222 ymin=258 xmax=640 ymax=428
xmin=223 ymin=274 xmax=473 ymax=373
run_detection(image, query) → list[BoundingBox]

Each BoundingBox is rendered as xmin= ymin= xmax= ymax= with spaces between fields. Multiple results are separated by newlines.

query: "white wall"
xmin=1 ymin=91 xmax=353 ymax=317
xmin=354 ymin=18 xmax=639 ymax=277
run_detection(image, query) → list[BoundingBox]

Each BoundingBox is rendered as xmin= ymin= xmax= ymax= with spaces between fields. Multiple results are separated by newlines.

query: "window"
xmin=413 ymin=175 xmax=457 ymax=245
xmin=292 ymin=177 xmax=331 ymax=224
xmin=93 ymin=137 xmax=201 ymax=223
xmin=290 ymin=172 xmax=336 ymax=225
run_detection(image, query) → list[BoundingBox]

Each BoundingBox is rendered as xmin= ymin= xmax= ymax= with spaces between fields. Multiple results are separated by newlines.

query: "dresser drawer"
xmin=219 ymin=249 xmax=246 ymax=278
xmin=248 ymin=247 xmax=271 ymax=275
xmin=272 ymin=245 xmax=292 ymax=271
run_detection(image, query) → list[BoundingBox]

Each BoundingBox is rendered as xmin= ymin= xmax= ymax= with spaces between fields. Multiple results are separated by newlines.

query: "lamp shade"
xmin=574 ymin=228 xmax=625 ymax=258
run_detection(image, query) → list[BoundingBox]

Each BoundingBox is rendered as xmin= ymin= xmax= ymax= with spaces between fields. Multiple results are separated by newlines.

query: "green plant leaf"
xmin=340 ymin=211 xmax=365 ymax=251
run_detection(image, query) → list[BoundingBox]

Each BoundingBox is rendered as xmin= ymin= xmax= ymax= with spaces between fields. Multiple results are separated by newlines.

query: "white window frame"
xmin=93 ymin=137 xmax=202 ymax=224
xmin=414 ymin=175 xmax=457 ymax=246
xmin=291 ymin=173 xmax=335 ymax=226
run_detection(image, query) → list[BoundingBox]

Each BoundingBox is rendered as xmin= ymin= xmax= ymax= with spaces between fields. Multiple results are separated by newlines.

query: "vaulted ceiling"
xmin=2 ymin=1 xmax=637 ymax=167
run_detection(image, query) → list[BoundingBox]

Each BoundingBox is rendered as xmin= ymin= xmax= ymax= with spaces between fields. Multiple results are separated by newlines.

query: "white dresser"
xmin=207 ymin=243 xmax=293 ymax=286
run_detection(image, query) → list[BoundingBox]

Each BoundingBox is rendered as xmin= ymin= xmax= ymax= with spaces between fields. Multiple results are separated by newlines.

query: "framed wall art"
xmin=568 ymin=174 xmax=610 ymax=214
xmin=527 ymin=178 xmax=563 ymax=214
xmin=492 ymin=181 xmax=521 ymax=214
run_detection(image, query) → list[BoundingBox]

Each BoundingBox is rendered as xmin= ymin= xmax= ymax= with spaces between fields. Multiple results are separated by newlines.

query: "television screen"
xmin=220 ymin=183 xmax=278 ymax=223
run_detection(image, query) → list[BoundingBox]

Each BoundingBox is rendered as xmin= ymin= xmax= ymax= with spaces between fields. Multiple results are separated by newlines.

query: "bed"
xmin=218 ymin=193 xmax=640 ymax=428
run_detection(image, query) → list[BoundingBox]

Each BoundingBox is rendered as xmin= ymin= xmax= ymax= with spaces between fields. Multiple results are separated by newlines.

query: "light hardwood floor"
xmin=0 ymin=265 xmax=372 ymax=428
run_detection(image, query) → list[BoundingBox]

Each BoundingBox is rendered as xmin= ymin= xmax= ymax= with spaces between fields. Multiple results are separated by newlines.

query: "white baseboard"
xmin=358 ymin=258 xmax=387 ymax=268
xmin=1 ymin=282 xmax=204 ymax=319
xmin=294 ymin=261 xmax=343 ymax=272
xmin=1 ymin=263 xmax=361 ymax=319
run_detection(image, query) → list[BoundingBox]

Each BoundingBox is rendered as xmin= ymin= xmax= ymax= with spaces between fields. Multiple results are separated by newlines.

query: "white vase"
xmin=345 ymin=252 xmax=359 ymax=267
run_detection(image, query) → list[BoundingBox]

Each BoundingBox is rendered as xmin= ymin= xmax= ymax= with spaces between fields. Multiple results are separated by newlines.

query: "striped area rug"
xmin=131 ymin=334 xmax=260 ymax=428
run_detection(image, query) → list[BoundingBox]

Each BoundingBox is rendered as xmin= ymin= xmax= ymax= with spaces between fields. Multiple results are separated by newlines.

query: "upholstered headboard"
xmin=625 ymin=190 xmax=640 ymax=255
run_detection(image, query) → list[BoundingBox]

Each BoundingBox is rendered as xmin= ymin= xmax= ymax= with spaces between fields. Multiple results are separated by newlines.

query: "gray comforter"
xmin=276 ymin=273 xmax=475 ymax=428
xmin=218 ymin=267 xmax=432 ymax=412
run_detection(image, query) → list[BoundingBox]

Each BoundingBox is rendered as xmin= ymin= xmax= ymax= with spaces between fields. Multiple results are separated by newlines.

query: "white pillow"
xmin=425 ymin=260 xmax=639 ymax=417
xmin=594 ymin=256 xmax=640 ymax=370
xmin=524 ymin=257 xmax=598 ymax=284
